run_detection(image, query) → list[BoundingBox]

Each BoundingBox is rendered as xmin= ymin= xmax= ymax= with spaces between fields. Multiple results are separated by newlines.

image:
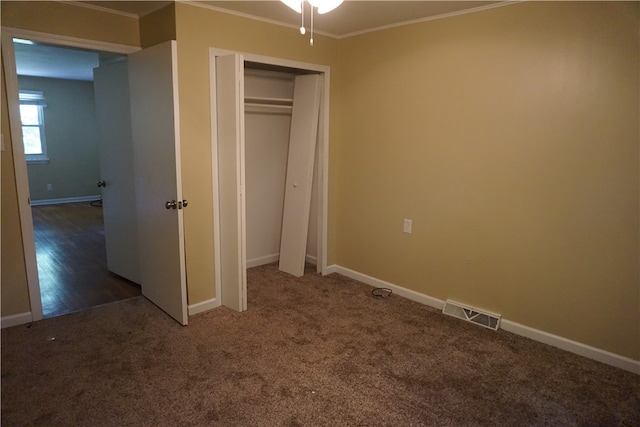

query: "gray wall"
xmin=19 ymin=76 xmax=100 ymax=202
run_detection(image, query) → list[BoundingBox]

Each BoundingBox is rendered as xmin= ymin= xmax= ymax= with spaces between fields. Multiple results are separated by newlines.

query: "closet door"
xmin=214 ymin=54 xmax=247 ymax=312
xmin=279 ymin=74 xmax=322 ymax=277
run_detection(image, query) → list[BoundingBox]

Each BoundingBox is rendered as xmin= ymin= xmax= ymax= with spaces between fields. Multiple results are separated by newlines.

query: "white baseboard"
xmin=247 ymin=253 xmax=318 ymax=269
xmin=247 ymin=254 xmax=279 ymax=269
xmin=330 ymin=265 xmax=640 ymax=375
xmin=1 ymin=312 xmax=33 ymax=329
xmin=500 ymin=320 xmax=640 ymax=375
xmin=333 ymin=265 xmax=445 ymax=311
xmin=247 ymin=253 xmax=280 ymax=268
xmin=188 ymin=298 xmax=219 ymax=316
xmin=30 ymin=195 xmax=101 ymax=206
xmin=325 ymin=264 xmax=338 ymax=274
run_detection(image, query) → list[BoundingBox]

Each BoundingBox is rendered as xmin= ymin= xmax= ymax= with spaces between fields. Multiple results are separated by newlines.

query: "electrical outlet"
xmin=403 ymin=218 xmax=412 ymax=234
xmin=47 ymin=184 xmax=53 ymax=191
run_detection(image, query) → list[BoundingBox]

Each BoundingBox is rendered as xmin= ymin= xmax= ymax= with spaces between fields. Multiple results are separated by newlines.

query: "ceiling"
xmin=80 ymin=0 xmax=506 ymax=38
xmin=14 ymin=41 xmax=125 ymax=81
xmin=14 ymin=1 xmax=508 ymax=81
xmin=15 ymin=41 xmax=92 ymax=81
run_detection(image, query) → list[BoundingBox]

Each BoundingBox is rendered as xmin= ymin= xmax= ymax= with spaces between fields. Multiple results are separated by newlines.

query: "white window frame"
xmin=19 ymin=90 xmax=49 ymax=163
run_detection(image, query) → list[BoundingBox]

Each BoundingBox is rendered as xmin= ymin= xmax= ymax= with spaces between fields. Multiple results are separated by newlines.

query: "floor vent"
xmin=442 ymin=299 xmax=501 ymax=331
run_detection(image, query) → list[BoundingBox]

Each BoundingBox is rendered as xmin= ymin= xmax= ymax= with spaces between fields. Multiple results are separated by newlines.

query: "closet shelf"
xmin=244 ymin=96 xmax=293 ymax=106
xmin=245 ymin=103 xmax=292 ymax=114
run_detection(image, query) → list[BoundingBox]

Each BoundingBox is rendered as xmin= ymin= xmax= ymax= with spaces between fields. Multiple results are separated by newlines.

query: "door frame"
xmin=1 ymin=27 xmax=140 ymax=322
xmin=209 ymin=47 xmax=330 ymax=309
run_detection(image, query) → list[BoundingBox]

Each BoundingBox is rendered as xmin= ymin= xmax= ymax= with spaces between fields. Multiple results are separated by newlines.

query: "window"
xmin=19 ymin=90 xmax=48 ymax=163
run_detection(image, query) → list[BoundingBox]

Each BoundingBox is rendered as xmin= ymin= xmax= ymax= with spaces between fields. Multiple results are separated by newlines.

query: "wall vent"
xmin=442 ymin=299 xmax=501 ymax=330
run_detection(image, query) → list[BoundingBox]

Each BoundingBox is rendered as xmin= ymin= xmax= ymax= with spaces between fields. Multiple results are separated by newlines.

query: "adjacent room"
xmin=14 ymin=39 xmax=140 ymax=317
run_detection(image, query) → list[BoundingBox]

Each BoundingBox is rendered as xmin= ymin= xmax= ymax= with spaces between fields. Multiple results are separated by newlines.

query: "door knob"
xmin=97 ymin=180 xmax=106 ymax=188
xmin=165 ymin=200 xmax=177 ymax=209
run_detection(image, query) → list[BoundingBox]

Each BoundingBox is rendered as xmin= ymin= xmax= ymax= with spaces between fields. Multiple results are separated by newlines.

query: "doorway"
xmin=2 ymin=30 xmax=141 ymax=321
xmin=13 ymin=39 xmax=140 ymax=318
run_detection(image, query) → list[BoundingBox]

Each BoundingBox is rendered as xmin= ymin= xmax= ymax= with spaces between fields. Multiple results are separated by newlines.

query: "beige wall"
xmin=140 ymin=4 xmax=176 ymax=48
xmin=334 ymin=1 xmax=639 ymax=359
xmin=174 ymin=3 xmax=338 ymax=304
xmin=1 ymin=0 xmax=139 ymax=47
xmin=1 ymin=55 xmax=32 ymax=317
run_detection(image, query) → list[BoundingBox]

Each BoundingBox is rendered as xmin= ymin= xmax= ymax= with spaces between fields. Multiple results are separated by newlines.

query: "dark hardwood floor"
xmin=32 ymin=202 xmax=141 ymax=318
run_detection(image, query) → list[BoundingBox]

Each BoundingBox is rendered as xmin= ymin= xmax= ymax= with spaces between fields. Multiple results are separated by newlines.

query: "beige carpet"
xmin=2 ymin=264 xmax=639 ymax=425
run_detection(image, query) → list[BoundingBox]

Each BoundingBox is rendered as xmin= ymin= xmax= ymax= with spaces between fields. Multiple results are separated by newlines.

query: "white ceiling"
xmin=15 ymin=1 xmax=508 ymax=81
xmin=14 ymin=41 xmax=99 ymax=81
xmin=14 ymin=41 xmax=126 ymax=81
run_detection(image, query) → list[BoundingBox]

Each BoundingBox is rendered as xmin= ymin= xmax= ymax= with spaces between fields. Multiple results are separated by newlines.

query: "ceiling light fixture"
xmin=281 ymin=0 xmax=344 ymax=46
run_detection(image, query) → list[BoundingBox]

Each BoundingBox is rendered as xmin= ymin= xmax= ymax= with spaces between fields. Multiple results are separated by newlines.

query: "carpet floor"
xmin=2 ymin=264 xmax=639 ymax=426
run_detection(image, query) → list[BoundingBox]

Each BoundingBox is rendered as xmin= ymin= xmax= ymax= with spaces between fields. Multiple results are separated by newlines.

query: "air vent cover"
xmin=442 ymin=299 xmax=501 ymax=330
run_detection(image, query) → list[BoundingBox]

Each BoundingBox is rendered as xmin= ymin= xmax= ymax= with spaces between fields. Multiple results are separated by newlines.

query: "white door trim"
xmin=2 ymin=27 xmax=141 ymax=322
xmin=212 ymin=53 xmax=247 ymax=312
xmin=209 ymin=47 xmax=331 ymax=307
xmin=1 ymin=35 xmax=41 ymax=321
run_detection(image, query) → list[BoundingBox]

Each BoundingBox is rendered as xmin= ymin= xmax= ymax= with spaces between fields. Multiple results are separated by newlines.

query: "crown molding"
xmin=181 ymin=1 xmax=521 ymax=40
xmin=180 ymin=0 xmax=337 ymax=39
xmin=59 ymin=1 xmax=140 ymax=19
xmin=60 ymin=1 xmax=521 ymax=40
xmin=337 ymin=1 xmax=523 ymax=39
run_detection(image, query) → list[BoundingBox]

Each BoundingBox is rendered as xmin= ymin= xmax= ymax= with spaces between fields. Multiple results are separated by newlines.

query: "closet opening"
xmin=210 ymin=50 xmax=329 ymax=313
xmin=244 ymin=64 xmax=321 ymax=272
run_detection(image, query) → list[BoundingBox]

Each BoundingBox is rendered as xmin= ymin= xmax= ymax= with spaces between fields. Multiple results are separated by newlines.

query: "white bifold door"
xmin=128 ymin=41 xmax=188 ymax=325
xmin=278 ymin=74 xmax=321 ymax=277
xmin=214 ymin=54 xmax=248 ymax=312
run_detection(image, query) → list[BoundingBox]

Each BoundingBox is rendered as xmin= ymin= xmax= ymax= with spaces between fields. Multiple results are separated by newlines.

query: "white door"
xmin=128 ymin=41 xmax=188 ymax=325
xmin=279 ymin=74 xmax=322 ymax=277
xmin=93 ymin=61 xmax=141 ymax=284
xmin=213 ymin=54 xmax=247 ymax=312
